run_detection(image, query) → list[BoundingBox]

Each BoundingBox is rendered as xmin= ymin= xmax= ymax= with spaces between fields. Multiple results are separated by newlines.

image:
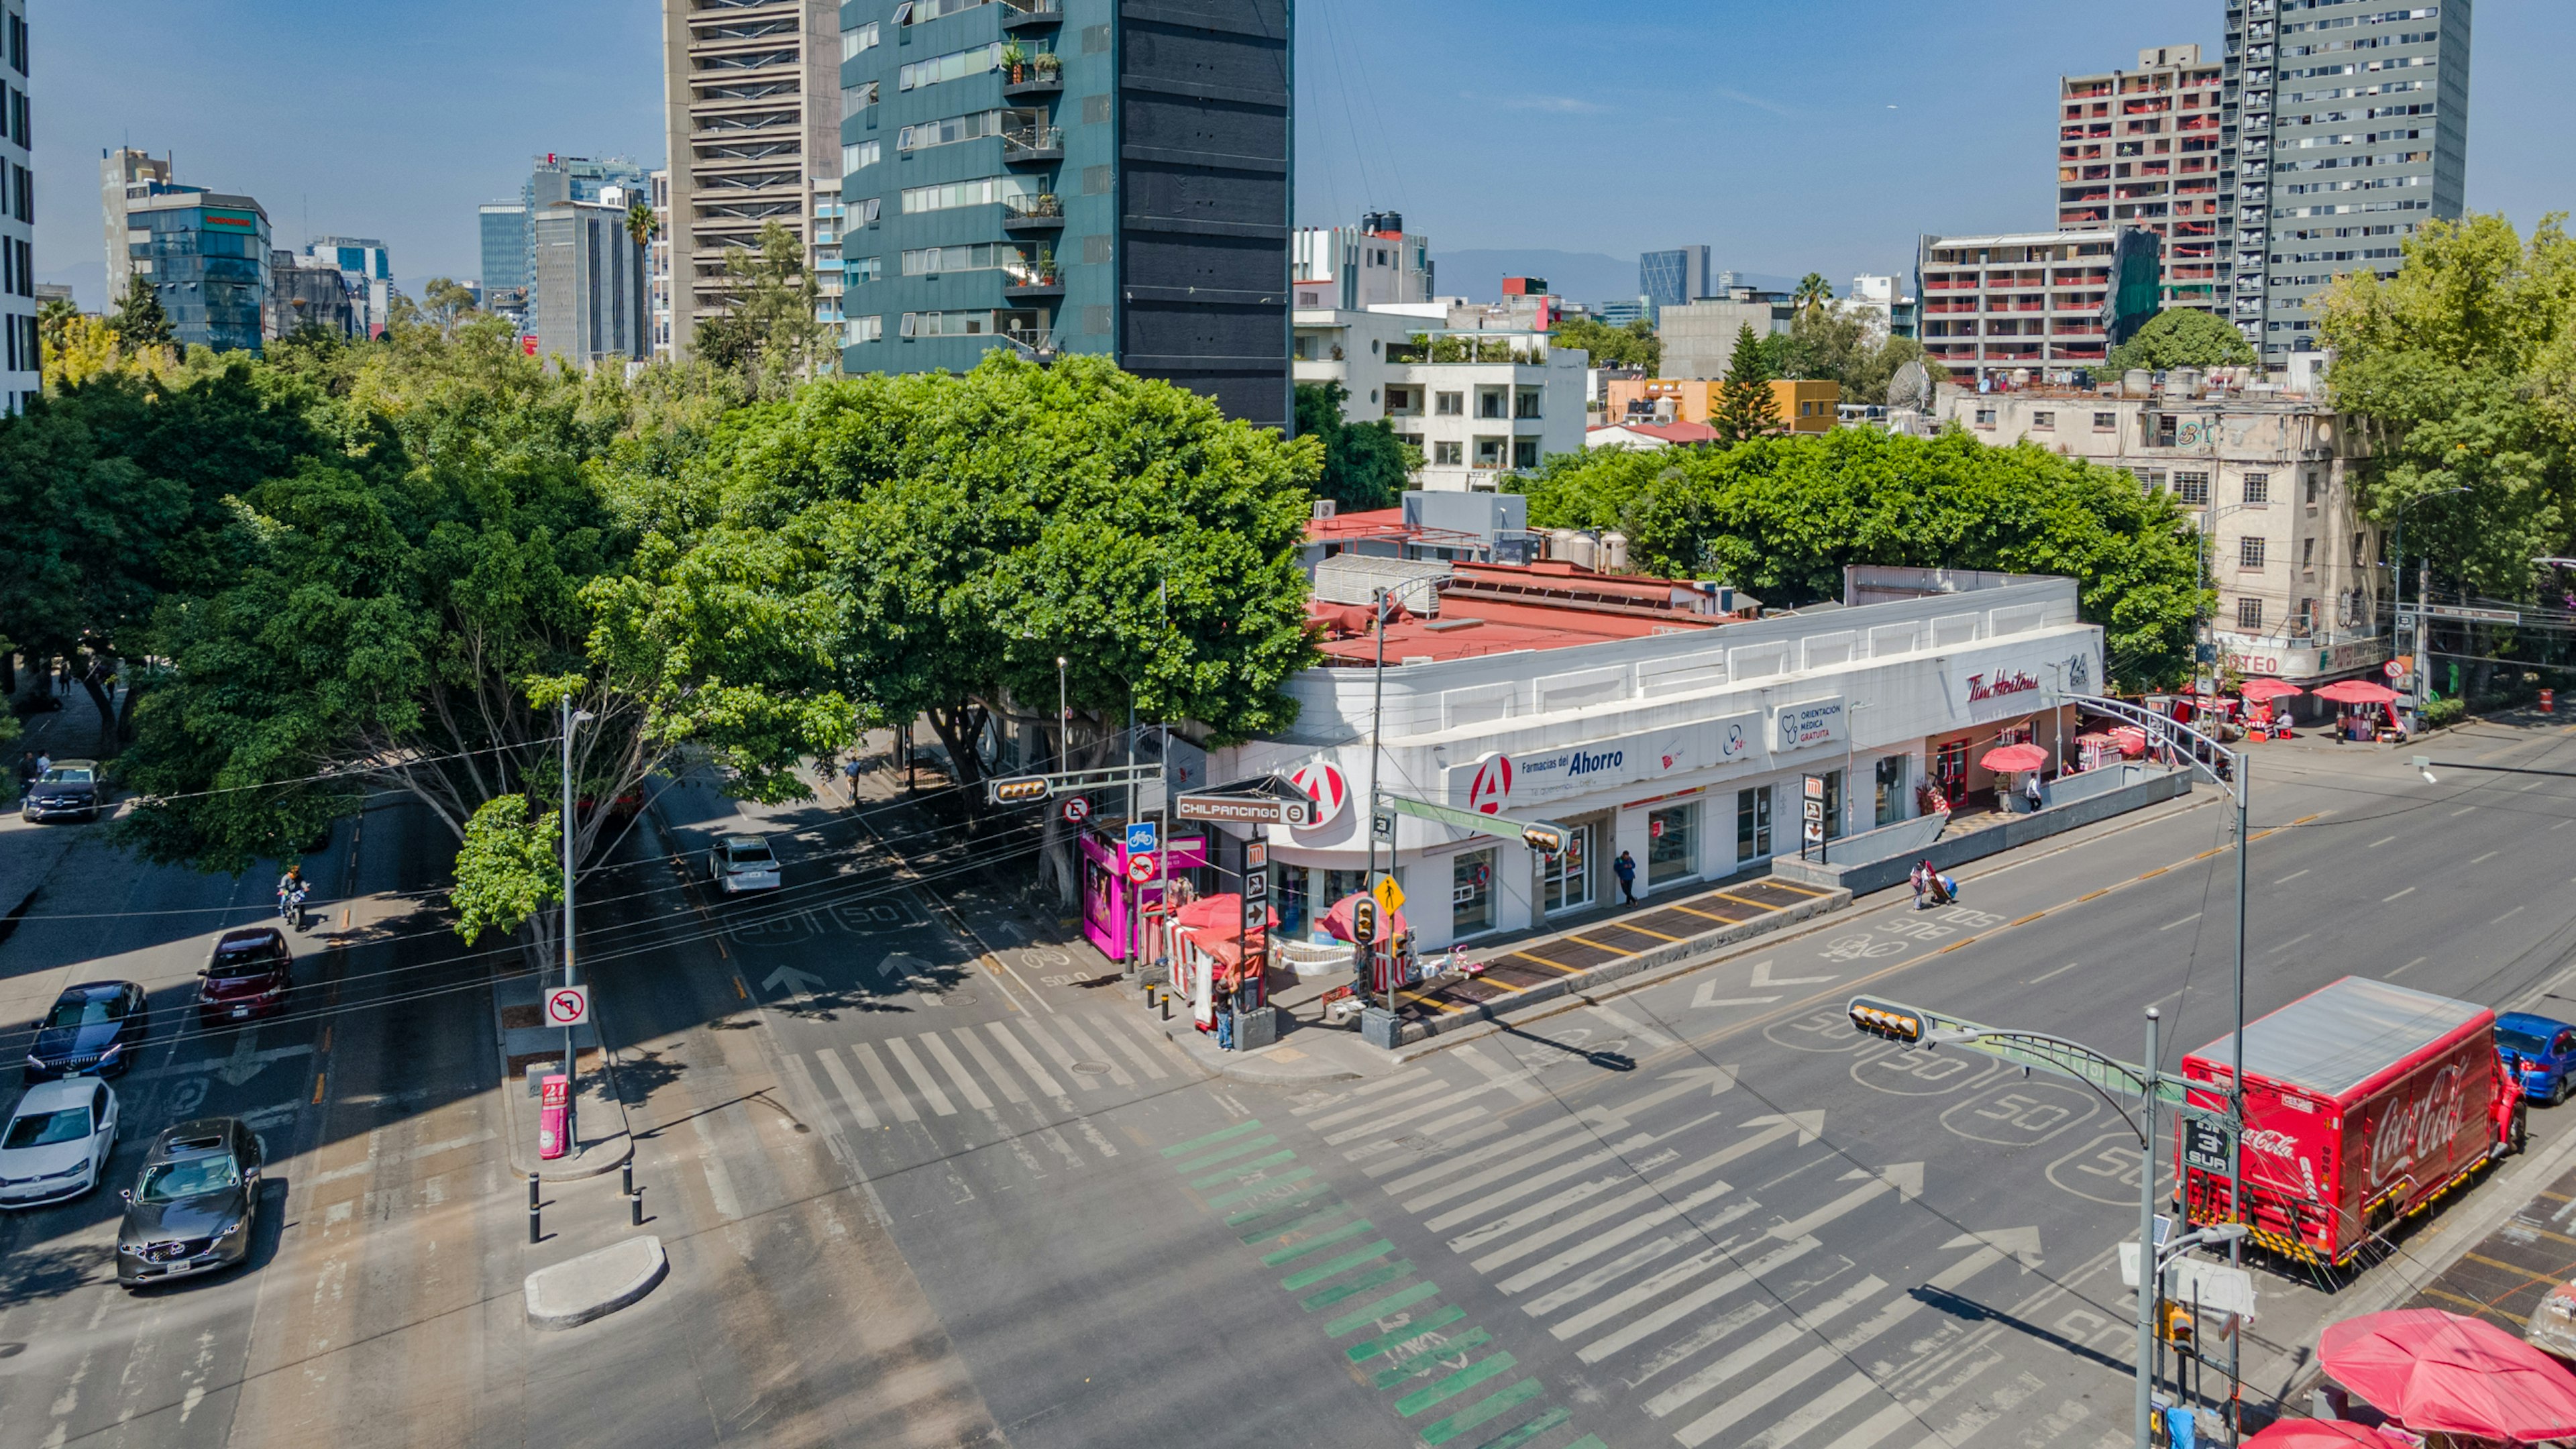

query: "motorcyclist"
xmin=278 ymin=864 xmax=309 ymax=923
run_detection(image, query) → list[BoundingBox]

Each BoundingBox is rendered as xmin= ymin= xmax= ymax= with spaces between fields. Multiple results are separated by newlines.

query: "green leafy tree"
xmin=419 ymin=277 xmax=480 ymax=339
xmin=1778 ymin=306 xmax=1948 ymax=405
xmin=1549 ymin=315 xmax=1660 ymax=374
xmin=1792 ymin=272 xmax=1834 ymax=314
xmin=36 ymin=294 xmax=77 ymax=358
xmin=450 ymin=795 xmax=564 ymax=944
xmin=1295 ymin=381 xmax=1418 ymax=511
xmin=2102 ymin=308 xmax=2259 ymax=374
xmin=1712 ymin=324 xmax=1784 ymax=442
xmin=692 ymin=220 xmax=835 ymax=396
xmin=1509 ymin=427 xmax=2206 ymax=687
xmin=111 ymin=273 xmax=173 ymax=350
xmin=625 ymin=199 xmax=660 ymax=253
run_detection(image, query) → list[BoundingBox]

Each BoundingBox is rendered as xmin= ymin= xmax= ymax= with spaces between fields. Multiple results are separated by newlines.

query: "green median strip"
xmin=1239 ymin=1201 xmax=1349 ymax=1246
xmin=1190 ymin=1149 xmax=1298 ymax=1188
xmin=1321 ymin=1278 xmax=1439 ymax=1333
xmin=1161 ymin=1118 xmax=1265 ymax=1157
xmin=1419 ymin=1379 xmax=1548 ymax=1446
xmin=1171 ymin=1134 xmax=1282 ymax=1174
xmin=1279 ymin=1240 xmax=1395 ymax=1290
xmin=1464 ymin=1404 xmax=1570 ymax=1449
xmin=1203 ymin=1167 xmax=1313 ymax=1210
xmin=1394 ymin=1351 xmax=1517 ymax=1418
xmin=1259 ymin=1218 xmax=1376 ymax=1266
xmin=1344 ymin=1304 xmax=1465 ymax=1364
xmin=1373 ymin=1328 xmax=1493 ymax=1391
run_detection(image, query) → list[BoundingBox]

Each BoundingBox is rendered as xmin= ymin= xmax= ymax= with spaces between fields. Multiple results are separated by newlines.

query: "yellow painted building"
xmin=1602 ymin=376 xmax=1839 ymax=433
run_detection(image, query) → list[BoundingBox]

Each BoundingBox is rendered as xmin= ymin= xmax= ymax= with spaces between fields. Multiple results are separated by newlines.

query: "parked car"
xmin=116 ymin=1118 xmax=262 ymax=1287
xmin=2498 ymin=1012 xmax=2576 ymax=1106
xmin=0 ymin=1077 xmax=118 ymax=1208
xmin=708 ymin=835 xmax=781 ymax=895
xmin=197 ymin=928 xmax=293 ymax=1026
xmin=25 ymin=981 xmax=148 ymax=1081
xmin=21 ymin=759 xmax=100 ymax=822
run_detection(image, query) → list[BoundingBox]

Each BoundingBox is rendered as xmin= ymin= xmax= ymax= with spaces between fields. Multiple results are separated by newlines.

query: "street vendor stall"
xmin=1079 ymin=826 xmax=1210 ymax=963
xmin=1321 ymin=892 xmax=1411 ymax=998
xmin=2314 ymin=680 xmax=2405 ymax=743
xmin=1166 ymin=893 xmax=1277 ymax=1032
xmin=1979 ymin=742 xmax=2050 ymax=811
xmin=2239 ymin=678 xmax=2304 ymax=739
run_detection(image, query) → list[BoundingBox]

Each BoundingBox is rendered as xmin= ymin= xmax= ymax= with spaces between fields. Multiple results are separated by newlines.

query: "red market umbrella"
xmin=2240 ymin=678 xmax=2305 ymax=702
xmin=2108 ymin=726 xmax=2149 ymax=757
xmin=1979 ymin=743 xmax=2050 ymax=773
xmin=2241 ymin=1421 xmax=2414 ymax=1449
xmin=1172 ymin=892 xmax=1277 ymax=934
xmin=2318 ymin=1308 xmax=2576 ymax=1444
xmin=1321 ymin=893 xmax=1407 ymax=946
xmin=2314 ymin=679 xmax=2401 ymax=706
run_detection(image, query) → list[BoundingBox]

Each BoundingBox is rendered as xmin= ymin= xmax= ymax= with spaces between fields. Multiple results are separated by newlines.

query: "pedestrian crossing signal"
xmin=1848 ymin=996 xmax=1927 ymax=1045
xmin=989 ymin=776 xmax=1052 ymax=804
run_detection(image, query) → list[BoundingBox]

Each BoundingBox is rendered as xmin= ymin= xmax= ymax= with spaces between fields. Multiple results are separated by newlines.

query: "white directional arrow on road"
xmin=1619 ymin=1064 xmax=1739 ymax=1116
xmin=763 ymin=964 xmax=826 ymax=1011
xmin=1768 ymin=1160 xmax=1924 ymax=1240
xmin=1931 ymin=1226 xmax=2045 ymax=1288
xmin=1694 ymin=1111 xmax=1826 ymax=1174
xmin=217 ymin=1030 xmax=268 ymax=1087
xmin=1690 ymin=959 xmax=1838 ymax=1009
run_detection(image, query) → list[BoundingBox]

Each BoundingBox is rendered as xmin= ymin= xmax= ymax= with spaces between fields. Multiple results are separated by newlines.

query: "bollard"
xmin=621 ymin=1160 xmax=633 ymax=1197
xmin=1159 ymin=988 xmax=1171 ymax=1022
xmin=630 ymin=1185 xmax=645 ymax=1227
xmin=529 ymin=1199 xmax=541 ymax=1244
xmin=527 ymin=1171 xmax=541 ymax=1210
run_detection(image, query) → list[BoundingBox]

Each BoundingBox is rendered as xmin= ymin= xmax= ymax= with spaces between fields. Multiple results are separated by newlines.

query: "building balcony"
xmin=1000 ymin=0 xmax=1061 ymax=28
xmin=1003 ymin=269 xmax=1064 ymax=298
xmin=1003 ymin=71 xmax=1063 ymax=99
xmin=1001 ymin=193 xmax=1065 ymax=230
xmin=1002 ymin=125 xmax=1063 ymax=164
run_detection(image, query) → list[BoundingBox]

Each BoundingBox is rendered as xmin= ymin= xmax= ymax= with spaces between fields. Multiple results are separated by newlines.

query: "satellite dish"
xmin=1887 ymin=360 xmax=1932 ymax=413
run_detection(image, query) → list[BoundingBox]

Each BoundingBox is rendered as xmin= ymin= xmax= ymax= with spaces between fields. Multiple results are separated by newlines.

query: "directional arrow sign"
xmin=764 ymin=963 xmax=826 ymax=1011
xmin=217 ymin=1030 xmax=268 ymax=1087
xmin=1693 ymin=1112 xmax=1826 ymax=1177
xmin=1690 ymin=959 xmax=1837 ymax=1010
xmin=1769 ymin=1161 xmax=1923 ymax=1240
xmin=1753 ymin=961 xmax=1837 ymax=989
xmin=1933 ymin=1226 xmax=2045 ymax=1289
xmin=1620 ymin=1065 xmax=1739 ymax=1116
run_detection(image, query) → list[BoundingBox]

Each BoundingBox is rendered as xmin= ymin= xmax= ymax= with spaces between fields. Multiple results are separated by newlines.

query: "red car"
xmin=197 ymin=928 xmax=292 ymax=1026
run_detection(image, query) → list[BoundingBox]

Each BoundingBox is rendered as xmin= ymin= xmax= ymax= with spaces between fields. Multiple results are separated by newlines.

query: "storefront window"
xmin=1874 ymin=755 xmax=1909 ymax=827
xmin=1543 ymin=824 xmax=1591 ymax=912
xmin=1735 ymin=787 xmax=1772 ymax=864
xmin=1453 ymin=849 xmax=1497 ymax=935
xmin=1649 ymin=803 xmax=1697 ymax=884
xmin=1277 ymin=865 xmax=1311 ymax=937
xmin=1323 ymin=869 xmax=1368 ymax=910
xmin=1823 ymin=769 xmax=1844 ymax=842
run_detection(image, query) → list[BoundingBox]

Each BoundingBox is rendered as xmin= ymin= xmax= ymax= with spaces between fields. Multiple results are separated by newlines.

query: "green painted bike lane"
xmin=1161 ymin=1118 xmax=1609 ymax=1449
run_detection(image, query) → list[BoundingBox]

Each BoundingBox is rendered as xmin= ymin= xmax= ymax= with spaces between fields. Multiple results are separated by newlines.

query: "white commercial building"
xmin=1293 ymin=307 xmax=1589 ymax=492
xmin=1209 ymin=565 xmax=2102 ymax=952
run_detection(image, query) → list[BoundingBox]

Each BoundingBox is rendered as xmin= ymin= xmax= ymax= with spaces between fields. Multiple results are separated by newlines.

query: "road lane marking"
xmin=2273 ymin=869 xmax=2310 ymax=885
xmin=2471 ymin=850 xmax=2500 ymax=865
xmin=2384 ymin=886 xmax=2417 ymax=903
xmin=1587 ymin=1004 xmax=1677 ymax=1051
xmin=815 ymin=1047 xmax=882 ymax=1130
xmin=2159 ymin=913 xmax=2203 ymax=931
xmin=2265 ymin=932 xmax=2314 ymax=956
xmin=918 ymin=1031 xmax=993 ymax=1112
xmin=2027 ymin=962 xmax=2082 ymax=985
xmin=2451 ymin=806 xmax=2479 ymax=816
xmin=2392 ymin=956 xmax=2428 ymax=976
xmin=2496 ymin=905 xmax=2528 ymax=924
xmin=987 ymin=1022 xmax=1068 ymax=1099
xmin=2369 ymin=837 xmax=2397 ymax=848
xmin=1046 ymin=1015 xmax=1136 ymax=1087
xmin=848 ymin=1042 xmax=920 ymax=1122
xmin=1010 ymin=1016 xmax=1106 ymax=1093
xmin=2557 ymin=820 xmax=2574 ymax=831
xmin=949 ymin=1026 xmax=1028 ymax=1106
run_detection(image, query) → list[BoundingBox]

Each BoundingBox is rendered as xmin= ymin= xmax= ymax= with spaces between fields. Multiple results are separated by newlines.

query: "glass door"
xmin=1542 ymin=824 xmax=1592 ymax=912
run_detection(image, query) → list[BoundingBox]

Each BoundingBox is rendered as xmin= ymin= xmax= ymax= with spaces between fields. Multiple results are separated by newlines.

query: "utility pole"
xmin=2137 ymin=1006 xmax=2161 ymax=1449
xmin=559 ymin=696 xmax=593 ymax=1152
xmin=1367 ymin=586 xmax=1391 ymax=1015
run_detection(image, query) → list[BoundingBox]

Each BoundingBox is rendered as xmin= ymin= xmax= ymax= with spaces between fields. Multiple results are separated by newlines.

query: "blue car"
xmin=24 ymin=982 xmax=148 ymax=1082
xmin=2497 ymin=1011 xmax=2576 ymax=1106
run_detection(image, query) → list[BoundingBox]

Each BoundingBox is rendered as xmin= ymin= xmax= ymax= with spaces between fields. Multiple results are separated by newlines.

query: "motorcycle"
xmin=278 ymin=885 xmax=308 ymax=932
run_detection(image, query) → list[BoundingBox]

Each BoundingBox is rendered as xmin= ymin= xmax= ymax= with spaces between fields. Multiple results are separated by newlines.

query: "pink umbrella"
xmin=2314 ymin=679 xmax=2400 ymax=706
xmin=2110 ymin=727 xmax=2148 ymax=757
xmin=2240 ymin=678 xmax=2305 ymax=702
xmin=1320 ymin=893 xmax=1407 ymax=946
xmin=1980 ymin=743 xmax=2050 ymax=773
xmin=1173 ymin=892 xmax=1277 ymax=934
xmin=2319 ymin=1307 xmax=2576 ymax=1444
xmin=2241 ymin=1421 xmax=2414 ymax=1449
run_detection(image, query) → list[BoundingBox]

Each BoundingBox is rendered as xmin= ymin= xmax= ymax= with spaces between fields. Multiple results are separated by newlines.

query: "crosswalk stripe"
xmin=1393 ymin=1350 xmax=1515 ymax=1417
xmin=1010 ymin=1016 xmax=1104 ymax=1093
xmin=989 ymin=1021 xmax=1071 ymax=1099
xmin=1102 ymin=1008 xmax=1188 ymax=1077
xmin=949 ymin=1027 xmax=1028 ymax=1106
xmin=1089 ymin=1010 xmax=1171 ymax=1080
xmin=1625 ymin=1302 xmax=1774 ymax=1389
xmin=1304 ymin=1261 xmax=1418 ymax=1315
xmin=1260 ymin=1218 xmax=1379 ymax=1267
xmin=1419 ymin=1377 xmax=1546 ymax=1446
xmin=1375 ymin=1328 xmax=1495 ymax=1390
xmin=1345 ymin=1304 xmax=1468 ymax=1364
xmin=1521 ymin=1232 xmax=1695 ymax=1318
xmin=1321 ymin=1277 xmax=1438 ymax=1334
xmin=814 ymin=1047 xmax=881 ymax=1131
xmin=1446 ymin=1167 xmax=1629 ymax=1253
xmin=1164 ymin=1118 xmax=1264 ymax=1156
xmin=919 ymin=1030 xmax=994 ymax=1112
xmin=1280 ymin=1239 xmax=1395 ymax=1291
xmin=1568 ymin=1236 xmax=1820 ymax=1360
xmin=1173 ymin=1134 xmax=1282 ymax=1175
xmin=1321 ymin=1086 xmax=1487 ymax=1146
xmin=1736 ymin=1368 xmax=1886 ymax=1449
xmin=1452 ymin=1043 xmax=1546 ymax=1103
xmin=1048 ymin=1015 xmax=1136 ymax=1087
xmin=848 ymin=1042 xmax=920 ymax=1124
xmin=1585 ymin=1003 xmax=1677 ymax=1049
xmin=1817 ymin=1349 xmax=2005 ymax=1449
xmin=1465 ymin=1404 xmax=1570 ymax=1449
xmin=1674 ymin=1291 xmax=1921 ymax=1448
xmin=1362 ymin=1116 xmax=1507 ymax=1177
xmin=1503 ymin=1195 xmax=1754 ymax=1297
xmin=1403 ymin=1118 xmax=1617 ymax=1213
xmin=1301 ymin=1069 xmax=1437 ymax=1128
xmin=1383 ymin=1112 xmax=1591 ymax=1196
xmin=1646 ymin=1275 xmax=1883 ymax=1420
xmin=1905 ymin=1370 xmax=2046 ymax=1449
xmin=1428 ymin=1135 xmax=1652 ymax=1232
xmin=1346 ymin=1108 xmax=1489 ymax=1167
xmin=1470 ymin=1157 xmax=1729 ymax=1273
xmin=883 ymin=1037 xmax=957 ymax=1116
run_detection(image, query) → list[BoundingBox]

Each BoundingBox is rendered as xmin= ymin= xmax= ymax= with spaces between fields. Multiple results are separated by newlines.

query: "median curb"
xmin=523 ymin=1234 xmax=667 ymax=1330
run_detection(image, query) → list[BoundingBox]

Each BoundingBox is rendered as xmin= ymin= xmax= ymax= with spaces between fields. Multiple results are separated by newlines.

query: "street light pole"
xmin=559 ymin=697 xmax=594 ymax=1151
xmin=2391 ymin=486 xmax=2469 ymax=718
xmin=2138 ymin=1005 xmax=2161 ymax=1449
xmin=1367 ymin=586 xmax=1391 ymax=1016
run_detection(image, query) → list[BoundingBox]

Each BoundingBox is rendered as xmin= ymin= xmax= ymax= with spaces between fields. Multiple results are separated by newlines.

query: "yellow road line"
xmin=2076 ymin=889 xmax=2110 ymax=902
xmin=733 ymin=977 xmax=748 ymax=1000
xmin=1603 ymin=920 xmax=1683 ymax=943
xmin=2007 ymin=912 xmax=2045 ymax=928
xmin=1668 ymin=904 xmax=1734 ymax=923
xmin=1563 ymin=934 xmax=1631 ymax=956
xmin=1511 ymin=954 xmax=1585 ymax=976
xmin=1710 ymin=890 xmax=1780 ymax=913
xmin=310 ymin=1073 xmax=325 ymax=1104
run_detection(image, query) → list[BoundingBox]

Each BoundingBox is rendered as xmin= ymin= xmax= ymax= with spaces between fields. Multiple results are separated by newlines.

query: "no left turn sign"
xmin=545 ymin=985 xmax=592 ymax=1028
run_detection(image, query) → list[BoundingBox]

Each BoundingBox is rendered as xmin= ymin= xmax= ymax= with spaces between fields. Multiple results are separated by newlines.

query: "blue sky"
xmin=36 ymin=1 xmax=2576 ymax=306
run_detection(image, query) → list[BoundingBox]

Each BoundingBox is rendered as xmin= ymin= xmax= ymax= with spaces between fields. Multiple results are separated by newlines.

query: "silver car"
xmin=708 ymin=835 xmax=781 ymax=895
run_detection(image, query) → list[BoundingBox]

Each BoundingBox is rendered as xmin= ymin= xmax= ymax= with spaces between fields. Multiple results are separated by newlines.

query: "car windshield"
xmin=38 ymin=767 xmax=92 ymax=785
xmin=4 ymin=1107 xmax=92 ymax=1150
xmin=212 ymin=941 xmax=283 ymax=974
xmin=43 ymin=995 xmax=121 ymax=1028
xmin=138 ymin=1154 xmax=240 ymax=1203
xmin=2500 ymin=1028 xmax=2555 ymax=1057
xmin=727 ymin=845 xmax=773 ymax=866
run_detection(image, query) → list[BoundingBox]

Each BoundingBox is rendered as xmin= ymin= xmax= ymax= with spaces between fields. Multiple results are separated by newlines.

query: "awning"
xmin=2239 ymin=678 xmax=2304 ymax=702
xmin=2314 ymin=680 xmax=2400 ymax=706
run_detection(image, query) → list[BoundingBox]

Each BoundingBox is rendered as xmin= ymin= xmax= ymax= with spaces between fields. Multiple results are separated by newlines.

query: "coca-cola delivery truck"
xmin=2180 ymin=976 xmax=2524 ymax=1269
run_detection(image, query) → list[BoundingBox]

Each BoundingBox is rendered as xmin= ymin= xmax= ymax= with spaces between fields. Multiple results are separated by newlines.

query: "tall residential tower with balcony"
xmin=2221 ymin=0 xmax=2470 ymax=363
xmin=2057 ymin=45 xmax=2228 ymax=315
xmin=835 ymin=0 xmax=1293 ymax=429
xmin=1914 ymin=228 xmax=2162 ymax=389
xmin=661 ymin=0 xmax=842 ymax=358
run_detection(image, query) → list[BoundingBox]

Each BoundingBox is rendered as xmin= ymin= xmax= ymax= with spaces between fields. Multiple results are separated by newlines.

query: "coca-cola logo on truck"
xmin=2363 ymin=1061 xmax=2471 ymax=1193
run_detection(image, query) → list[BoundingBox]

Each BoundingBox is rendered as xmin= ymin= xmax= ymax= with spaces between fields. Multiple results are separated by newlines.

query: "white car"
xmin=708 ymin=835 xmax=781 ymax=895
xmin=0 ymin=1077 xmax=118 ymax=1208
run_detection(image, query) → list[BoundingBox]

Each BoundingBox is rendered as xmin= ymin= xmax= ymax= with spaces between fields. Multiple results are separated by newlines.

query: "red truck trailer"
xmin=2180 ymin=976 xmax=2524 ymax=1268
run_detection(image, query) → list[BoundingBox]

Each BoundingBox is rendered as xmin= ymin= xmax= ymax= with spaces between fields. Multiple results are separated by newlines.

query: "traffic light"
xmin=989 ymin=775 xmax=1052 ymax=805
xmin=2161 ymin=1303 xmax=2196 ymax=1354
xmin=1848 ymin=996 xmax=1927 ymax=1045
xmin=1521 ymin=822 xmax=1566 ymax=855
xmin=1352 ymin=899 xmax=1379 ymax=942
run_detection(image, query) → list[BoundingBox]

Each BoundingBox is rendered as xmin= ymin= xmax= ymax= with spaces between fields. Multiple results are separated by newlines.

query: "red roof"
xmin=1313 ymin=560 xmax=1724 ymax=665
xmin=1589 ymin=420 xmax=1719 ymax=445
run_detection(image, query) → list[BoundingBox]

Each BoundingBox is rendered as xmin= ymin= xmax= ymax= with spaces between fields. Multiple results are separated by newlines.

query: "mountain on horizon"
xmin=1430 ymin=249 xmax=1795 ymax=305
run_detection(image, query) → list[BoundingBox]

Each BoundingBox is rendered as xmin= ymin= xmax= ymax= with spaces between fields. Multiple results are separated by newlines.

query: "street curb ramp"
xmin=524 ymin=1235 xmax=668 ymax=1330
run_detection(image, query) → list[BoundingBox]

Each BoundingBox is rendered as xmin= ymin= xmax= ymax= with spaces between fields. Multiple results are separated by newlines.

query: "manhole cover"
xmin=1071 ymin=1060 xmax=1112 ymax=1076
xmin=943 ymin=991 xmax=977 ymax=1008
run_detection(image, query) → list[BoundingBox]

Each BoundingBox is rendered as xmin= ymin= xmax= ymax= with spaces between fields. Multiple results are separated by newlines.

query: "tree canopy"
xmin=2102 ymin=307 xmax=2258 ymax=375
xmin=1294 ymin=381 xmax=1417 ymax=513
xmin=1549 ymin=315 xmax=1660 ymax=374
xmin=1508 ymin=426 xmax=2206 ymax=688
xmin=1770 ymin=306 xmax=1948 ymax=405
xmin=690 ymin=219 xmax=837 ymax=397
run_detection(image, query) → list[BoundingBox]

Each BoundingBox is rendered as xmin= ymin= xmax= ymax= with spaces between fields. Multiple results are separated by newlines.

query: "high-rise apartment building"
xmin=265 ymin=250 xmax=360 ymax=341
xmin=531 ymin=199 xmax=649 ymax=367
xmin=1639 ymin=246 xmax=1709 ymax=310
xmin=103 ymin=148 xmax=183 ymax=304
xmin=502 ymin=156 xmax=651 ymax=337
xmin=2057 ymin=45 xmax=2228 ymax=315
xmin=0 ymin=3 xmax=28 ymax=410
xmin=2222 ymin=0 xmax=2470 ymax=362
xmin=305 ymin=235 xmax=393 ymax=336
xmin=128 ymin=193 xmax=272 ymax=354
xmin=646 ymin=169 xmax=673 ymax=358
xmin=1915 ymin=228 xmax=2163 ymax=389
xmin=1293 ymin=212 xmax=1432 ymax=310
xmin=836 ymin=0 xmax=1293 ymax=429
xmin=660 ymin=0 xmax=839 ymax=360
xmin=479 ymin=201 xmax=529 ymax=323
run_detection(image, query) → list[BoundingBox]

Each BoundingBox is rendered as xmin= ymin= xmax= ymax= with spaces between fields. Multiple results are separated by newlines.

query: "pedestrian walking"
xmin=1613 ymin=851 xmax=1638 ymax=905
xmin=2022 ymin=772 xmax=2043 ymax=812
xmin=1909 ymin=860 xmax=1929 ymax=909
xmin=33 ymin=750 xmax=50 ymax=779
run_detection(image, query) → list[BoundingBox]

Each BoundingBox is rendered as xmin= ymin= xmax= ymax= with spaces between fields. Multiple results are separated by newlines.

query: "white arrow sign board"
xmin=2118 ymin=1243 xmax=2257 ymax=1320
xmin=544 ymin=985 xmax=592 ymax=1028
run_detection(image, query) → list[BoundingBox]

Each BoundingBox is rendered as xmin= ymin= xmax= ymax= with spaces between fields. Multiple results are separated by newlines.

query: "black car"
xmin=24 ymin=981 xmax=148 ymax=1081
xmin=117 ymin=1118 xmax=262 ymax=1287
xmin=21 ymin=759 xmax=99 ymax=822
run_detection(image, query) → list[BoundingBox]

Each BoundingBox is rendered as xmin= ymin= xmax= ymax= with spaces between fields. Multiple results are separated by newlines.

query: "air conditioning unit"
xmin=1311 ymin=499 xmax=1337 ymax=521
